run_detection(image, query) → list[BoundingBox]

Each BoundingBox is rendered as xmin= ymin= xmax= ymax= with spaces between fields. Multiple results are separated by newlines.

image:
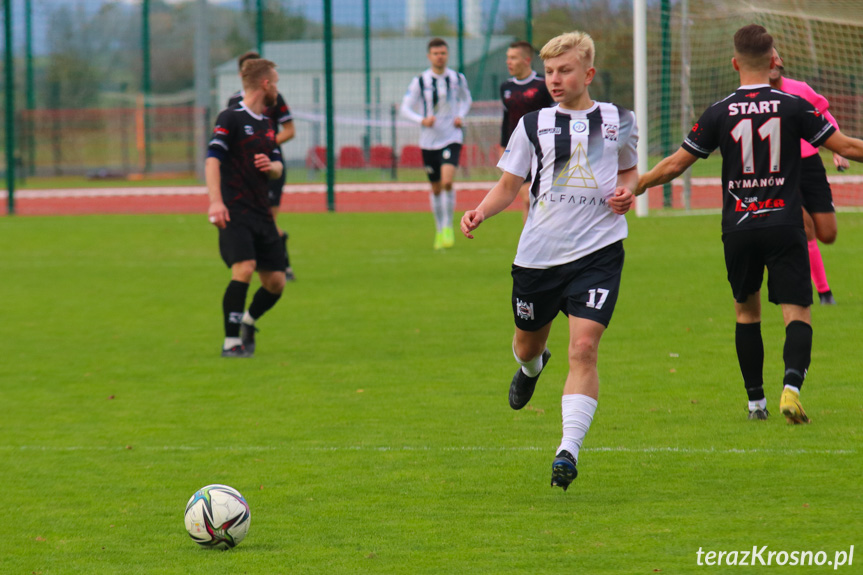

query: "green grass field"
xmin=2 ymin=211 xmax=862 ymax=574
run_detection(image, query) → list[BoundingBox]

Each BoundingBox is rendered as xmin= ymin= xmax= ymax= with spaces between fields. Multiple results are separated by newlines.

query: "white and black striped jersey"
xmin=401 ymin=68 xmax=473 ymax=150
xmin=499 ymin=102 xmax=638 ymax=269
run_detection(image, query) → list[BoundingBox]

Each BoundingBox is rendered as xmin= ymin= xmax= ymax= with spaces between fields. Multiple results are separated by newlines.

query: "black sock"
xmin=281 ymin=232 xmax=291 ymax=268
xmin=223 ymin=280 xmax=249 ymax=338
xmin=736 ymin=322 xmax=764 ymax=401
xmin=783 ymin=321 xmax=813 ymax=389
xmin=248 ymin=287 xmax=282 ymax=321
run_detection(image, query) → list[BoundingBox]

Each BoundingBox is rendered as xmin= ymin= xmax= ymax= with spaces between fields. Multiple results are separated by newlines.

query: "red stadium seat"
xmin=306 ymin=146 xmax=327 ymax=169
xmin=337 ymin=146 xmax=366 ymax=169
xmin=369 ymin=145 xmax=394 ymax=169
xmin=399 ymin=145 xmax=424 ymax=168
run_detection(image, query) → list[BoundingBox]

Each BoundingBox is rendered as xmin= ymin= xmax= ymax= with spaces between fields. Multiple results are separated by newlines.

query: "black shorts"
xmin=511 ymin=241 xmax=625 ymax=331
xmin=218 ymin=212 xmax=287 ymax=271
xmin=422 ymin=143 xmax=462 ymax=183
xmin=800 ymin=154 xmax=835 ymax=214
xmin=722 ymin=226 xmax=812 ymax=306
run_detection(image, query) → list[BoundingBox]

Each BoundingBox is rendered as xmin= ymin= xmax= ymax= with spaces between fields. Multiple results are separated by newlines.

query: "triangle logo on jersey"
xmin=554 ymin=143 xmax=597 ymax=189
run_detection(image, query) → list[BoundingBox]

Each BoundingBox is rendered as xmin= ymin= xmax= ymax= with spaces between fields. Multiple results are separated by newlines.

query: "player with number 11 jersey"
xmin=682 ymin=86 xmax=834 ymax=233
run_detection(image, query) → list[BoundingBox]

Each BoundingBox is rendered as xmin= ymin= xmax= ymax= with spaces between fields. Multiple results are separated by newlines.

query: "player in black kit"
xmin=499 ymin=41 xmax=554 ymax=220
xmin=229 ymin=51 xmax=297 ymax=281
xmin=635 ymin=25 xmax=863 ymax=423
xmin=207 ymin=58 xmax=286 ymax=358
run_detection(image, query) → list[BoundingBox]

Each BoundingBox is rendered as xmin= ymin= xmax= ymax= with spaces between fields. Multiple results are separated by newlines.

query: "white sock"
xmin=748 ymin=398 xmax=767 ymax=411
xmin=512 ymin=344 xmax=544 ymax=377
xmin=430 ymin=192 xmax=445 ymax=232
xmin=242 ymin=311 xmax=255 ymax=326
xmin=443 ymin=188 xmax=456 ymax=228
xmin=223 ymin=337 xmax=242 ymax=350
xmin=557 ymin=394 xmax=598 ymax=461
xmin=784 ymin=384 xmax=800 ymax=394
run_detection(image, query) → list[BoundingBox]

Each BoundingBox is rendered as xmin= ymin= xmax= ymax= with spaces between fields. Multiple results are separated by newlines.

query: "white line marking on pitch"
xmin=1 ymin=445 xmax=855 ymax=455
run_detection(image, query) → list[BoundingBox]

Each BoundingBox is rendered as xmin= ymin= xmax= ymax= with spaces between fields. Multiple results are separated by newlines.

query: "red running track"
xmin=2 ymin=178 xmax=863 ymax=216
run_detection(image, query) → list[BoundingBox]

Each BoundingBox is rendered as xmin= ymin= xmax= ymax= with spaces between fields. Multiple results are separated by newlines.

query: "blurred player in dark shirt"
xmin=499 ymin=41 xmax=553 ymax=221
xmin=636 ymin=25 xmax=863 ymax=423
xmin=207 ymin=58 xmax=286 ymax=358
xmin=229 ymin=51 xmax=297 ymax=280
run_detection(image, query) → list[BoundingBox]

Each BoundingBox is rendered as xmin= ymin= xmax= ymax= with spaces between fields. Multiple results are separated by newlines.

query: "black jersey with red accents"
xmin=500 ymin=71 xmax=554 ymax=146
xmin=682 ymin=85 xmax=835 ymax=233
xmin=207 ymin=103 xmax=281 ymax=219
xmin=228 ymin=91 xmax=293 ymax=146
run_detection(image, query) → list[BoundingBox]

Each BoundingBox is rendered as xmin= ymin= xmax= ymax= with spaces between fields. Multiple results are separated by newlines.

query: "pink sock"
xmin=808 ymin=239 xmax=830 ymax=293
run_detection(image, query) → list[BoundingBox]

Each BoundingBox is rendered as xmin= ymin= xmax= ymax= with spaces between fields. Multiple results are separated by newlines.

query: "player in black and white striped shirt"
xmin=401 ymin=38 xmax=473 ymax=250
xmin=462 ymin=31 xmax=638 ymax=490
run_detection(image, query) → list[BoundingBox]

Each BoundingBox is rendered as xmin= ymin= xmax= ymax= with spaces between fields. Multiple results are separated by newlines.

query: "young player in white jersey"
xmin=461 ymin=31 xmax=638 ymax=490
xmin=401 ymin=38 xmax=473 ymax=250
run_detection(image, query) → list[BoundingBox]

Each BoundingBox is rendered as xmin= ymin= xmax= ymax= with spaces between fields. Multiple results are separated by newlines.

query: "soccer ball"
xmin=184 ymin=484 xmax=251 ymax=549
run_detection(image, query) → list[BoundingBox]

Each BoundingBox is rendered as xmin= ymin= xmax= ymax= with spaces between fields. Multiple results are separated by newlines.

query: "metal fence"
xmin=2 ymin=0 xmax=862 ymax=213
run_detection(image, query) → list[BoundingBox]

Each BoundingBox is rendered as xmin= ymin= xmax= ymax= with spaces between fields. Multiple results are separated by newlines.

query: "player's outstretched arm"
xmin=635 ymin=148 xmax=698 ymax=196
xmin=461 ymin=171 xmax=524 ymax=239
xmin=822 ymin=131 xmax=863 ymax=164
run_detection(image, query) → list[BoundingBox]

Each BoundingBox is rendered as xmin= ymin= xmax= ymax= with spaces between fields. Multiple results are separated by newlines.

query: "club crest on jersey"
xmin=244 ymin=125 xmax=254 ymax=135
xmin=503 ymin=90 xmax=511 ymax=99
xmin=515 ymin=298 xmax=535 ymax=321
xmin=570 ymin=119 xmax=589 ymax=135
xmin=602 ymin=123 xmax=618 ymax=141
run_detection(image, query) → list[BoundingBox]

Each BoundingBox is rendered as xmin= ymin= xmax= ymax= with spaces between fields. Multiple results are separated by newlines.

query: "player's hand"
xmin=834 ymin=153 xmax=850 ymax=172
xmin=253 ymin=153 xmax=272 ymax=173
xmin=421 ymin=116 xmax=436 ymax=127
xmin=208 ymin=201 xmax=230 ymax=229
xmin=608 ymin=187 xmax=635 ymax=215
xmin=454 ymin=117 xmax=464 ymax=128
xmin=461 ymin=209 xmax=485 ymax=239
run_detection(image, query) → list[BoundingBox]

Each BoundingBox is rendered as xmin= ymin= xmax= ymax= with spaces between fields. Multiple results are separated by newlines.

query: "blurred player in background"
xmin=462 ymin=31 xmax=638 ymax=490
xmin=401 ymin=38 xmax=473 ymax=250
xmin=207 ymin=59 xmax=286 ymax=358
xmin=636 ymin=25 xmax=863 ymax=423
xmin=229 ymin=50 xmax=297 ymax=281
xmin=769 ymin=47 xmax=848 ymax=305
xmin=499 ymin=41 xmax=554 ymax=222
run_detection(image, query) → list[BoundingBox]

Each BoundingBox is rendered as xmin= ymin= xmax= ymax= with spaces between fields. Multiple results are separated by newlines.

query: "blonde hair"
xmin=240 ymin=58 xmax=277 ymax=91
xmin=539 ymin=31 xmax=595 ymax=68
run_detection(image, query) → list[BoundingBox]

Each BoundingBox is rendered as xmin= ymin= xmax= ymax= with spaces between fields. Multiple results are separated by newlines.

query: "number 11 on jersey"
xmin=731 ymin=117 xmax=781 ymax=174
